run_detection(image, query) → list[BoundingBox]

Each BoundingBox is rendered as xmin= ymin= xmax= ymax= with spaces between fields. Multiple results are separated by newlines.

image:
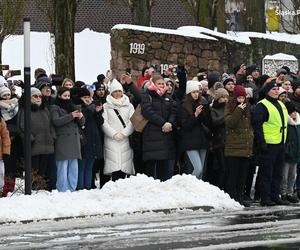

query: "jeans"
xmin=56 ymin=159 xmax=78 ymax=192
xmin=281 ymin=162 xmax=297 ymax=196
xmin=77 ymin=158 xmax=95 ymax=190
xmin=186 ymin=149 xmax=207 ymax=179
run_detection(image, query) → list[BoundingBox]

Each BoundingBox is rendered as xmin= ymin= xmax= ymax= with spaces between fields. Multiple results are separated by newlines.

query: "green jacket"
xmin=286 ymin=114 xmax=300 ymax=163
xmin=224 ymin=104 xmax=254 ymax=158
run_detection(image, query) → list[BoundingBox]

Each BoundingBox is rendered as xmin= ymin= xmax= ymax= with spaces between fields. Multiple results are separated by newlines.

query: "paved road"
xmin=1 ymin=204 xmax=300 ymax=249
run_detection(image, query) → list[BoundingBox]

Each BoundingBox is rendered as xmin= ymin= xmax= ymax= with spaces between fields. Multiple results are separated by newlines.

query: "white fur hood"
xmin=288 ymin=112 xmax=300 ymax=126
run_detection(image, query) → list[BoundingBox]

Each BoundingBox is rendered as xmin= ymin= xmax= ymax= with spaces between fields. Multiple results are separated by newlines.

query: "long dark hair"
xmin=183 ymin=93 xmax=201 ymax=116
xmin=226 ymin=96 xmax=249 ymax=114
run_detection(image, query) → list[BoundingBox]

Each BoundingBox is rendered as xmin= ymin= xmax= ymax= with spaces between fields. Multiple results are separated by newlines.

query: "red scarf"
xmin=147 ymin=79 xmax=168 ymax=96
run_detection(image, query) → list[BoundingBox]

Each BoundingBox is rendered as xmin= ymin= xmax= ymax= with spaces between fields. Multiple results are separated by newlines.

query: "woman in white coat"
xmin=102 ymin=79 xmax=135 ymax=181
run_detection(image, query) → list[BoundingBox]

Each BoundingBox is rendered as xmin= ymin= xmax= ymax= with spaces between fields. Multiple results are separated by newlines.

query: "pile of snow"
xmin=2 ymin=29 xmax=111 ymax=85
xmin=0 ymin=174 xmax=242 ymax=223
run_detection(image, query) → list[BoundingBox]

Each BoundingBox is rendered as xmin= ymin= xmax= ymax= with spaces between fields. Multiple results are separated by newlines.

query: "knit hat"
xmin=0 ymin=76 xmax=7 ymax=87
xmin=292 ymin=80 xmax=300 ymax=92
xmin=30 ymin=87 xmax=42 ymax=97
xmin=281 ymin=66 xmax=291 ymax=74
xmin=186 ymin=80 xmax=200 ymax=94
xmin=97 ymin=74 xmax=105 ymax=82
xmin=109 ymin=79 xmax=123 ymax=93
xmin=285 ymin=101 xmax=296 ymax=114
xmin=0 ymin=87 xmax=11 ymax=98
xmin=278 ymin=87 xmax=287 ymax=96
xmin=214 ymin=88 xmax=229 ymax=100
xmin=276 ymin=68 xmax=287 ymax=76
xmin=264 ymin=79 xmax=279 ymax=94
xmin=223 ymin=78 xmax=235 ymax=87
xmin=78 ymin=87 xmax=90 ymax=98
xmin=34 ymin=76 xmax=51 ymax=90
xmin=246 ymin=65 xmax=260 ymax=76
xmin=245 ymin=87 xmax=253 ymax=98
xmin=233 ymin=85 xmax=246 ymax=98
xmin=95 ymin=82 xmax=106 ymax=90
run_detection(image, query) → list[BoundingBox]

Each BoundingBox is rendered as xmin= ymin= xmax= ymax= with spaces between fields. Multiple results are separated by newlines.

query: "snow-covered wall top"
xmin=112 ymin=24 xmax=300 ymax=45
xmin=110 ymin=24 xmax=300 ymax=78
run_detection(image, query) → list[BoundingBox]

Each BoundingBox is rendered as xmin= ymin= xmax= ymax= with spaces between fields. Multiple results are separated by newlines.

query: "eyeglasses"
xmin=32 ymin=95 xmax=42 ymax=98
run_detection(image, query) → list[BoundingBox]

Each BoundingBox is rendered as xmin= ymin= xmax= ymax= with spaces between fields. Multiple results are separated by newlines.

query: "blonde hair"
xmin=62 ymin=78 xmax=74 ymax=87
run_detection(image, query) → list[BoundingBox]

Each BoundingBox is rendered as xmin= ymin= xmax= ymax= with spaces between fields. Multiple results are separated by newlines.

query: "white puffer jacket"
xmin=102 ymin=94 xmax=135 ymax=175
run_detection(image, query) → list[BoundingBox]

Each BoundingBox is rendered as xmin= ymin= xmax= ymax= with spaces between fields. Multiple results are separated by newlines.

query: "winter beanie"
xmin=281 ymin=66 xmax=291 ymax=75
xmin=214 ymin=88 xmax=229 ymax=100
xmin=0 ymin=87 xmax=11 ymax=98
xmin=278 ymin=87 xmax=287 ymax=96
xmin=78 ymin=87 xmax=90 ymax=98
xmin=292 ymin=80 xmax=300 ymax=92
xmin=233 ymin=85 xmax=246 ymax=98
xmin=223 ymin=78 xmax=235 ymax=87
xmin=30 ymin=87 xmax=42 ymax=97
xmin=264 ymin=79 xmax=279 ymax=94
xmin=109 ymin=79 xmax=123 ymax=93
xmin=186 ymin=81 xmax=201 ymax=95
xmin=285 ymin=101 xmax=296 ymax=114
xmin=276 ymin=68 xmax=287 ymax=76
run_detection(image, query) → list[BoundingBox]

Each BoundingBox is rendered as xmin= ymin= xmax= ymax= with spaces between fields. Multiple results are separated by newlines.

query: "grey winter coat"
xmin=18 ymin=106 xmax=55 ymax=156
xmin=50 ymin=105 xmax=85 ymax=160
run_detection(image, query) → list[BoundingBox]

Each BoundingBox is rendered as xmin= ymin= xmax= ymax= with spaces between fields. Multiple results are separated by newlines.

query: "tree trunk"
xmin=245 ymin=0 xmax=266 ymax=32
xmin=216 ymin=0 xmax=225 ymax=32
xmin=53 ymin=0 xmax=77 ymax=80
xmin=198 ymin=0 xmax=212 ymax=28
xmin=0 ymin=36 xmax=3 ymax=66
xmin=132 ymin=0 xmax=151 ymax=26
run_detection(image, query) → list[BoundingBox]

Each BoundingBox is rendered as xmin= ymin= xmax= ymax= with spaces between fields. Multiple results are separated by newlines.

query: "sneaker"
xmin=260 ymin=198 xmax=276 ymax=206
xmin=286 ymin=194 xmax=300 ymax=203
xmin=272 ymin=198 xmax=290 ymax=205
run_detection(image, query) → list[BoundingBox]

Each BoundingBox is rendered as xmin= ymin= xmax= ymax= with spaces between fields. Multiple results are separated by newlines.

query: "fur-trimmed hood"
xmin=288 ymin=112 xmax=300 ymax=126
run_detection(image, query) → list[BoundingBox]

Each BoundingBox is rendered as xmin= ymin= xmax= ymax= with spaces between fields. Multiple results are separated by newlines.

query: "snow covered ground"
xmin=0 ymin=175 xmax=242 ymax=223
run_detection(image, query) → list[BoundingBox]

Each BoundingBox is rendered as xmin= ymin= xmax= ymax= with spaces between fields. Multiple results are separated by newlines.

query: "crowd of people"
xmin=0 ymin=63 xmax=300 ymax=208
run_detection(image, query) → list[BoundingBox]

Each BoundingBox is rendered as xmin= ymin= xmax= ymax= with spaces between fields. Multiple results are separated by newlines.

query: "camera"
xmin=9 ymin=70 xmax=21 ymax=77
xmin=0 ymin=64 xmax=9 ymax=70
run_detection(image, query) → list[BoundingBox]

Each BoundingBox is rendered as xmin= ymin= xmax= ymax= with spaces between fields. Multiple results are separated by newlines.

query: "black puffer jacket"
xmin=178 ymin=96 xmax=211 ymax=152
xmin=141 ymin=90 xmax=177 ymax=161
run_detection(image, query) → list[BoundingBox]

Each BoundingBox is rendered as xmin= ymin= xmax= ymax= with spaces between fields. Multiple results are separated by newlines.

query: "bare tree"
xmin=244 ymin=0 xmax=266 ymax=32
xmin=278 ymin=0 xmax=300 ymax=34
xmin=34 ymin=0 xmax=79 ymax=80
xmin=0 ymin=0 xmax=25 ymax=65
xmin=180 ymin=0 xmax=225 ymax=32
xmin=110 ymin=0 xmax=154 ymax=26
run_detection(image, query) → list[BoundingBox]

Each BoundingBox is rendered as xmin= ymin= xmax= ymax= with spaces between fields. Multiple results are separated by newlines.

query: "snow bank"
xmin=0 ymin=175 xmax=242 ymax=222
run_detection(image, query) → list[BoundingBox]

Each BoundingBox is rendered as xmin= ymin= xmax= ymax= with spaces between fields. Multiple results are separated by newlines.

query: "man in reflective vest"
xmin=253 ymin=79 xmax=289 ymax=206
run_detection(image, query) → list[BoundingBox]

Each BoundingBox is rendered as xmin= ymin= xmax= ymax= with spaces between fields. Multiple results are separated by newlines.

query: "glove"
xmin=2 ymin=154 xmax=10 ymax=162
xmin=162 ymin=122 xmax=172 ymax=132
xmin=113 ymin=132 xmax=125 ymax=141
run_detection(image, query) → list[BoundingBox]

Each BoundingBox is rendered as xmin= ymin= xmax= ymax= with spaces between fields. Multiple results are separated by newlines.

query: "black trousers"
xmin=145 ymin=160 xmax=173 ymax=181
xmin=111 ymin=170 xmax=126 ymax=181
xmin=225 ymin=156 xmax=250 ymax=201
xmin=259 ymin=144 xmax=285 ymax=201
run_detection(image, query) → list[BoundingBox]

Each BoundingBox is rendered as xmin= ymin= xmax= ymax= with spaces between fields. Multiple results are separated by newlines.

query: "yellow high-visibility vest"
xmin=259 ymin=99 xmax=288 ymax=144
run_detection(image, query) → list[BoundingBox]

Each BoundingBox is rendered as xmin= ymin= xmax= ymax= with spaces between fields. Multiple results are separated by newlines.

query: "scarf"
xmin=147 ymin=80 xmax=168 ymax=97
xmin=55 ymin=98 xmax=75 ymax=113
